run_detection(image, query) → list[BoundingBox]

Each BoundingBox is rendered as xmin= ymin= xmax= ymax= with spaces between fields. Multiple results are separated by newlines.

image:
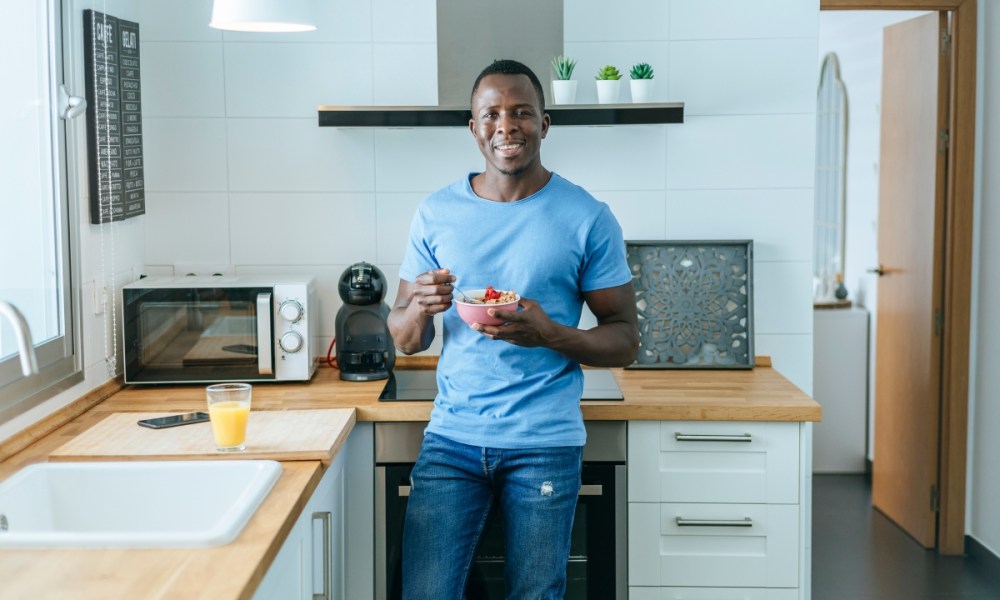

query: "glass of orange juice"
xmin=206 ymin=383 xmax=252 ymax=452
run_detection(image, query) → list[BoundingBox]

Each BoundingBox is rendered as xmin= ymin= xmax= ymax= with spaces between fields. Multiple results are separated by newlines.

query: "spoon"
xmin=450 ymin=284 xmax=480 ymax=304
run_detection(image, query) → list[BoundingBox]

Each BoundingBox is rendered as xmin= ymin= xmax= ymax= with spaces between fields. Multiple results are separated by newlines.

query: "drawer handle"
xmin=676 ymin=517 xmax=753 ymax=527
xmin=400 ymin=484 xmax=603 ymax=497
xmin=674 ymin=433 xmax=752 ymax=442
xmin=312 ymin=511 xmax=332 ymax=600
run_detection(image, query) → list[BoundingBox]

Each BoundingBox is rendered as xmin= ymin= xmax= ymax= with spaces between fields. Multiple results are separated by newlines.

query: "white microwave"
xmin=122 ymin=275 xmax=318 ymax=384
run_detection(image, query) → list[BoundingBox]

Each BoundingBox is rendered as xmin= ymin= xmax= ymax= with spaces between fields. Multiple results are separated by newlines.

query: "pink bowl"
xmin=454 ymin=288 xmax=520 ymax=326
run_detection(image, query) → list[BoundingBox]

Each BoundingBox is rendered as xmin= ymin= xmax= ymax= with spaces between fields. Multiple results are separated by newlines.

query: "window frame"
xmin=0 ymin=0 xmax=84 ymax=422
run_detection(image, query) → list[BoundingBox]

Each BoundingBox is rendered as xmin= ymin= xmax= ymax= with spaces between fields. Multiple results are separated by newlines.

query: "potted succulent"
xmin=629 ymin=62 xmax=655 ymax=103
xmin=594 ymin=64 xmax=623 ymax=104
xmin=550 ymin=55 xmax=578 ymax=104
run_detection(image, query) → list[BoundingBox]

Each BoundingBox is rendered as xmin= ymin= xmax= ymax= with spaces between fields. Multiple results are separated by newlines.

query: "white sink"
xmin=0 ymin=460 xmax=281 ymax=548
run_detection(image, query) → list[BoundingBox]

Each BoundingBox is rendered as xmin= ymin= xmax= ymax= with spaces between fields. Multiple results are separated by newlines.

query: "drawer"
xmin=629 ymin=586 xmax=799 ymax=600
xmin=628 ymin=422 xmax=799 ymax=504
xmin=628 ymin=503 xmax=799 ymax=588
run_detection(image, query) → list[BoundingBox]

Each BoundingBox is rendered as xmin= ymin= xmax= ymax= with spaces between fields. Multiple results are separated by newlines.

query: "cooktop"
xmin=378 ymin=369 xmax=624 ymax=402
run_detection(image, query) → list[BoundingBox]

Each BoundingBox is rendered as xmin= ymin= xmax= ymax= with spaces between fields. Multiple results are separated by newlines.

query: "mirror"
xmin=814 ymin=52 xmax=848 ymax=302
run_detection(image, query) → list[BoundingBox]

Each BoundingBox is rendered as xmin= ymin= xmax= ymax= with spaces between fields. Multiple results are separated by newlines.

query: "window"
xmin=0 ymin=0 xmax=82 ymax=421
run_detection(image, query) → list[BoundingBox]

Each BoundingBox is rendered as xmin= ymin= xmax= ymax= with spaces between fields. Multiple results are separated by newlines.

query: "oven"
xmin=374 ymin=420 xmax=627 ymax=600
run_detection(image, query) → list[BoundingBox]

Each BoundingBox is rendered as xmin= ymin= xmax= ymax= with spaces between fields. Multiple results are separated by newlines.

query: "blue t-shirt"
xmin=399 ymin=172 xmax=632 ymax=448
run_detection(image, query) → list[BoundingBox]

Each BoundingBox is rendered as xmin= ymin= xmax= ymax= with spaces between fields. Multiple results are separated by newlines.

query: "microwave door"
xmin=256 ymin=292 xmax=273 ymax=376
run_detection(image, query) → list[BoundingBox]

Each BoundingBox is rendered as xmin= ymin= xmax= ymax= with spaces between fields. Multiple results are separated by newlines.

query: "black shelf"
xmin=317 ymin=103 xmax=684 ymax=127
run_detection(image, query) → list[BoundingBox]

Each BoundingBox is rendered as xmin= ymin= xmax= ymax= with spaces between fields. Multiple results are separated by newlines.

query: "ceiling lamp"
xmin=210 ymin=0 xmax=317 ymax=33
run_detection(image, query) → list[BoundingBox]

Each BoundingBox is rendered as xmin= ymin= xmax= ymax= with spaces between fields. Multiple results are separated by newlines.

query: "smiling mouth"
xmin=494 ymin=141 xmax=524 ymax=157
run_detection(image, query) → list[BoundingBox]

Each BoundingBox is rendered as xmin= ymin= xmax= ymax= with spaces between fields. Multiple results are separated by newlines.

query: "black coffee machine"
xmin=335 ymin=262 xmax=395 ymax=381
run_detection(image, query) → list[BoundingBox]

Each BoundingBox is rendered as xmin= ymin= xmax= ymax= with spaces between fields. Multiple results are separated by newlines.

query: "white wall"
xmin=135 ymin=0 xmax=820 ymax=394
xmin=0 ymin=0 xmax=145 ymax=443
xmin=970 ymin=0 xmax=1000 ymax=560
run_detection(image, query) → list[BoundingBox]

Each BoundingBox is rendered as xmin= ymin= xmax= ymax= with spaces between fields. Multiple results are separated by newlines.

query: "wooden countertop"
xmin=98 ymin=363 xmax=820 ymax=422
xmin=0 ymin=362 xmax=818 ymax=599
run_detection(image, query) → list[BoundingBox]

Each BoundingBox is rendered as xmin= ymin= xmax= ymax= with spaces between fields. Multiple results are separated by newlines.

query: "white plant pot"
xmin=630 ymin=78 xmax=654 ymax=103
xmin=551 ymin=80 xmax=578 ymax=105
xmin=595 ymin=79 xmax=621 ymax=104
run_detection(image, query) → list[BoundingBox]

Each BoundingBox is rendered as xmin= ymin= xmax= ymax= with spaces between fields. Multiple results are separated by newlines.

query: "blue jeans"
xmin=402 ymin=432 xmax=583 ymax=600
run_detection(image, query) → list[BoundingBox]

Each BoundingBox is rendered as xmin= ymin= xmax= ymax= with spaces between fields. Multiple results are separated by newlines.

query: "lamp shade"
xmin=210 ymin=0 xmax=316 ymax=32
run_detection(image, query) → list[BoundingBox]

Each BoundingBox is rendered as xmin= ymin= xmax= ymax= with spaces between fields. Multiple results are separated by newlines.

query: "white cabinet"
xmin=254 ymin=449 xmax=347 ymax=600
xmin=628 ymin=421 xmax=810 ymax=599
xmin=813 ymin=307 xmax=869 ymax=473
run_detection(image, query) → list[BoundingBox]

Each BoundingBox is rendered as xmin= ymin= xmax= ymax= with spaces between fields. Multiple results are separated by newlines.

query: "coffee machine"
xmin=335 ymin=262 xmax=395 ymax=381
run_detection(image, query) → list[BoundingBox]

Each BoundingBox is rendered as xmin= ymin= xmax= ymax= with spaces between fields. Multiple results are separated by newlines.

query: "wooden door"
xmin=871 ymin=11 xmax=949 ymax=549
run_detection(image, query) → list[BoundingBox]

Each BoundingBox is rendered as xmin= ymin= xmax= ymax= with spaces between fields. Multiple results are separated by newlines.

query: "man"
xmin=388 ymin=59 xmax=638 ymax=599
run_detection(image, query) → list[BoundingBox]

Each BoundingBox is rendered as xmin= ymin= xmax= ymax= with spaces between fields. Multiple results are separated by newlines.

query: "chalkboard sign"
xmin=84 ymin=10 xmax=145 ymax=224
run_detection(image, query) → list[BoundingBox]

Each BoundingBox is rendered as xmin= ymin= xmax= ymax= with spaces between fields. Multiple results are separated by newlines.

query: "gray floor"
xmin=812 ymin=474 xmax=1000 ymax=600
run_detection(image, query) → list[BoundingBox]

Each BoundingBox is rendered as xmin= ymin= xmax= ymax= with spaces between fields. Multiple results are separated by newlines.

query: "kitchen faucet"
xmin=0 ymin=301 xmax=39 ymax=376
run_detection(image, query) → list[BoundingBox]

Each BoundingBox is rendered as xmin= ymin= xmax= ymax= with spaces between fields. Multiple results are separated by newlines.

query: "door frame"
xmin=820 ymin=0 xmax=976 ymax=555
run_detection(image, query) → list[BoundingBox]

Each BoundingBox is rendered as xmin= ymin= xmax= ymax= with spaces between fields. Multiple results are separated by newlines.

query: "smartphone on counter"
xmin=137 ymin=412 xmax=210 ymax=429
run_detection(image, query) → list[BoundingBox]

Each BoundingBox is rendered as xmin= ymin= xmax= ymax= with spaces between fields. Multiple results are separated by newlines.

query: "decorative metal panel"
xmin=626 ymin=240 xmax=754 ymax=369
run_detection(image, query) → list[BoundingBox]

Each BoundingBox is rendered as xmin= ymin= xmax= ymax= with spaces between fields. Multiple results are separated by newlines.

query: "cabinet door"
xmin=629 ymin=503 xmax=799 ymax=588
xmin=255 ymin=453 xmax=348 ymax=600
xmin=310 ymin=451 xmax=347 ymax=600
xmin=629 ymin=422 xmax=799 ymax=504
xmin=253 ymin=510 xmax=309 ymax=600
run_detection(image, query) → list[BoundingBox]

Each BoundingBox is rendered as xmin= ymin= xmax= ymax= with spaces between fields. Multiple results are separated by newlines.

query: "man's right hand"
xmin=387 ymin=269 xmax=456 ymax=354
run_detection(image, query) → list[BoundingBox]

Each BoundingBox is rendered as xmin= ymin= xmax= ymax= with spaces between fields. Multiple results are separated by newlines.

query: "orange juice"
xmin=208 ymin=400 xmax=250 ymax=449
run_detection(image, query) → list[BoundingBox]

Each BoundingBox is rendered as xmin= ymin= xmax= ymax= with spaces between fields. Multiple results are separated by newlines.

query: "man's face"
xmin=469 ymin=73 xmax=550 ymax=177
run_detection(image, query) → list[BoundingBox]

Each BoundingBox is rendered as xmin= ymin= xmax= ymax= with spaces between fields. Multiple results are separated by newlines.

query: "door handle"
xmin=676 ymin=517 xmax=753 ymax=527
xmin=58 ymin=85 xmax=87 ymax=120
xmin=399 ymin=484 xmax=604 ymax=497
xmin=867 ymin=264 xmax=888 ymax=276
xmin=256 ymin=293 xmax=273 ymax=375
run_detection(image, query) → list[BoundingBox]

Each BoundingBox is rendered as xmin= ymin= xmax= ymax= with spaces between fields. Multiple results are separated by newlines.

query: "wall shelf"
xmin=317 ymin=103 xmax=684 ymax=128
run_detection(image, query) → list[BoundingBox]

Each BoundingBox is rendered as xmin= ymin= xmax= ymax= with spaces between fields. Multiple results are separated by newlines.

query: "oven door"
xmin=376 ymin=461 xmax=626 ymax=600
xmin=122 ymin=286 xmax=275 ymax=383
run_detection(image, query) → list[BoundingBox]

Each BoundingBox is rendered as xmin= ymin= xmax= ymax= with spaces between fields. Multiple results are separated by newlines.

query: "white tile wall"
xmin=143 ymin=117 xmax=229 ymax=191
xmin=670 ymin=0 xmax=818 ymax=41
xmin=752 ymin=260 xmax=814 ymax=334
xmin=229 ymin=192 xmax=377 ymax=264
xmin=373 ymin=128 xmax=482 ymax=193
xmin=665 ymin=189 xmax=812 ymax=261
xmin=225 ymin=43 xmax=374 ymax=115
xmin=144 ymin=192 xmax=230 ymax=265
xmin=669 ymin=38 xmax=817 ymax=115
xmin=376 ymin=193 xmax=427 ymax=264
xmin=373 ymin=44 xmax=439 ymax=105
xmin=565 ymin=0 xmax=670 ymax=42
xmin=141 ymin=43 xmax=226 ymax=117
xmin=666 ymin=115 xmax=816 ymax=189
xmin=135 ymin=0 xmax=819 ymax=372
xmin=226 ymin=120 xmax=375 ymax=191
xmin=372 ymin=0 xmax=436 ymax=43
xmin=545 ymin=126 xmax=668 ymax=191
xmin=138 ymin=0 xmax=220 ymax=42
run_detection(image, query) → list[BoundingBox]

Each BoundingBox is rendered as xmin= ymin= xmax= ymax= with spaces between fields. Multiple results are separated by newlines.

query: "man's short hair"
xmin=471 ymin=59 xmax=546 ymax=113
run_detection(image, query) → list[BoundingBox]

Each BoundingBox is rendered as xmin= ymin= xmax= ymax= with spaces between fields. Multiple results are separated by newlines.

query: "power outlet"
xmin=173 ymin=264 xmax=235 ymax=277
xmin=92 ymin=283 xmax=107 ymax=316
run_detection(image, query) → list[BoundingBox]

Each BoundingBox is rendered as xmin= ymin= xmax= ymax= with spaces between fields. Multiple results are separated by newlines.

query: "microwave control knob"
xmin=278 ymin=300 xmax=304 ymax=323
xmin=279 ymin=331 xmax=304 ymax=353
